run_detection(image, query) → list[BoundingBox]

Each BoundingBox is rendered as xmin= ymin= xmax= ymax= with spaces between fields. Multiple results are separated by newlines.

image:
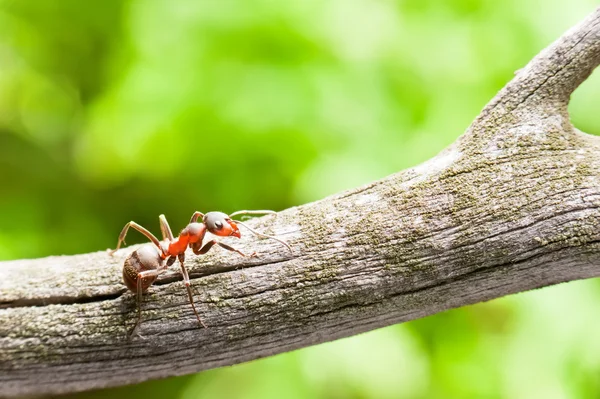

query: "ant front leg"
xmin=177 ymin=253 xmax=206 ymax=328
xmin=192 ymin=240 xmax=258 ymax=258
xmin=110 ymin=221 xmax=163 ymax=255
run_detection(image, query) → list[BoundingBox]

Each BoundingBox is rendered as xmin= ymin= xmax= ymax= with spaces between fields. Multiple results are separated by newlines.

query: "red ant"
xmin=110 ymin=210 xmax=291 ymax=337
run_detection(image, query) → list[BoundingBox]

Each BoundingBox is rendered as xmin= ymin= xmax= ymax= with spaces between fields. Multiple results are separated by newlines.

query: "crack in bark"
xmin=0 ymin=290 xmax=127 ymax=309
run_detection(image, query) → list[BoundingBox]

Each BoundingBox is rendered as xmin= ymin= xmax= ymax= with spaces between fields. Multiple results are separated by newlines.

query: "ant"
xmin=110 ymin=210 xmax=291 ymax=337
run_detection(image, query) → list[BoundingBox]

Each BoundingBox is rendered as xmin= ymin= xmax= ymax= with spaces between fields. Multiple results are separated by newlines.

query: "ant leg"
xmin=110 ymin=222 xmax=162 ymax=255
xmin=177 ymin=253 xmax=206 ymax=328
xmin=159 ymin=214 xmax=174 ymax=241
xmin=192 ymin=240 xmax=257 ymax=257
xmin=234 ymin=220 xmax=292 ymax=252
xmin=189 ymin=211 xmax=205 ymax=224
xmin=129 ymin=269 xmax=162 ymax=339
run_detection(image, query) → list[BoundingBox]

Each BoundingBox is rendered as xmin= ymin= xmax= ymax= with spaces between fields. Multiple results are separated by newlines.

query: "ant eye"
xmin=214 ymin=221 xmax=223 ymax=230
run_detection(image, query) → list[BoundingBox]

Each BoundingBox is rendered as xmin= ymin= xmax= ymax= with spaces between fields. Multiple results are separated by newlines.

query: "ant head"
xmin=203 ymin=212 xmax=241 ymax=238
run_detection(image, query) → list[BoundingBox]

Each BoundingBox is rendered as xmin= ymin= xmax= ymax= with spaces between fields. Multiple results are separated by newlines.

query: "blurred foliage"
xmin=1 ymin=0 xmax=599 ymax=398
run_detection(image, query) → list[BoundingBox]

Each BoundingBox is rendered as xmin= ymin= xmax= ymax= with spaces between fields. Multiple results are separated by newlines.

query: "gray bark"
xmin=2 ymin=7 xmax=600 ymax=398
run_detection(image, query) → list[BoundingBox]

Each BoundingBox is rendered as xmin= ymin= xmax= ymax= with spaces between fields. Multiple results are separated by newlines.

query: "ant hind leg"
xmin=110 ymin=222 xmax=163 ymax=255
xmin=128 ymin=269 xmax=163 ymax=339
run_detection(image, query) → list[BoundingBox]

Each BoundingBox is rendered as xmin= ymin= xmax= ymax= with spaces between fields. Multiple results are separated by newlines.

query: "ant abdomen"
xmin=123 ymin=245 xmax=164 ymax=293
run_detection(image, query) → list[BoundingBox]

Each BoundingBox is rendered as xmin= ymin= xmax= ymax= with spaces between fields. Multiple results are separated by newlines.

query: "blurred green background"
xmin=1 ymin=0 xmax=600 ymax=398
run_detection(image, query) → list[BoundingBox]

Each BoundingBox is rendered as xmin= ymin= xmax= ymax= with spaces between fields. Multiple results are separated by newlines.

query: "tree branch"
xmin=2 ymin=7 xmax=600 ymax=398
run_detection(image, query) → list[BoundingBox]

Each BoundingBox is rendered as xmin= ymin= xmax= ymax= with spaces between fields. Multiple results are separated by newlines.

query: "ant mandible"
xmin=111 ymin=210 xmax=291 ymax=337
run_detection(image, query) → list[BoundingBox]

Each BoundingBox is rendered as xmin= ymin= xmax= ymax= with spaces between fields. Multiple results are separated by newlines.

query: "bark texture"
xmin=1 ymin=7 xmax=600 ymax=398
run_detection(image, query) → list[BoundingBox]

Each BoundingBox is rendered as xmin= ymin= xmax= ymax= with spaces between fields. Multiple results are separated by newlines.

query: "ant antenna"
xmin=229 ymin=210 xmax=276 ymax=218
xmin=233 ymin=220 xmax=292 ymax=253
